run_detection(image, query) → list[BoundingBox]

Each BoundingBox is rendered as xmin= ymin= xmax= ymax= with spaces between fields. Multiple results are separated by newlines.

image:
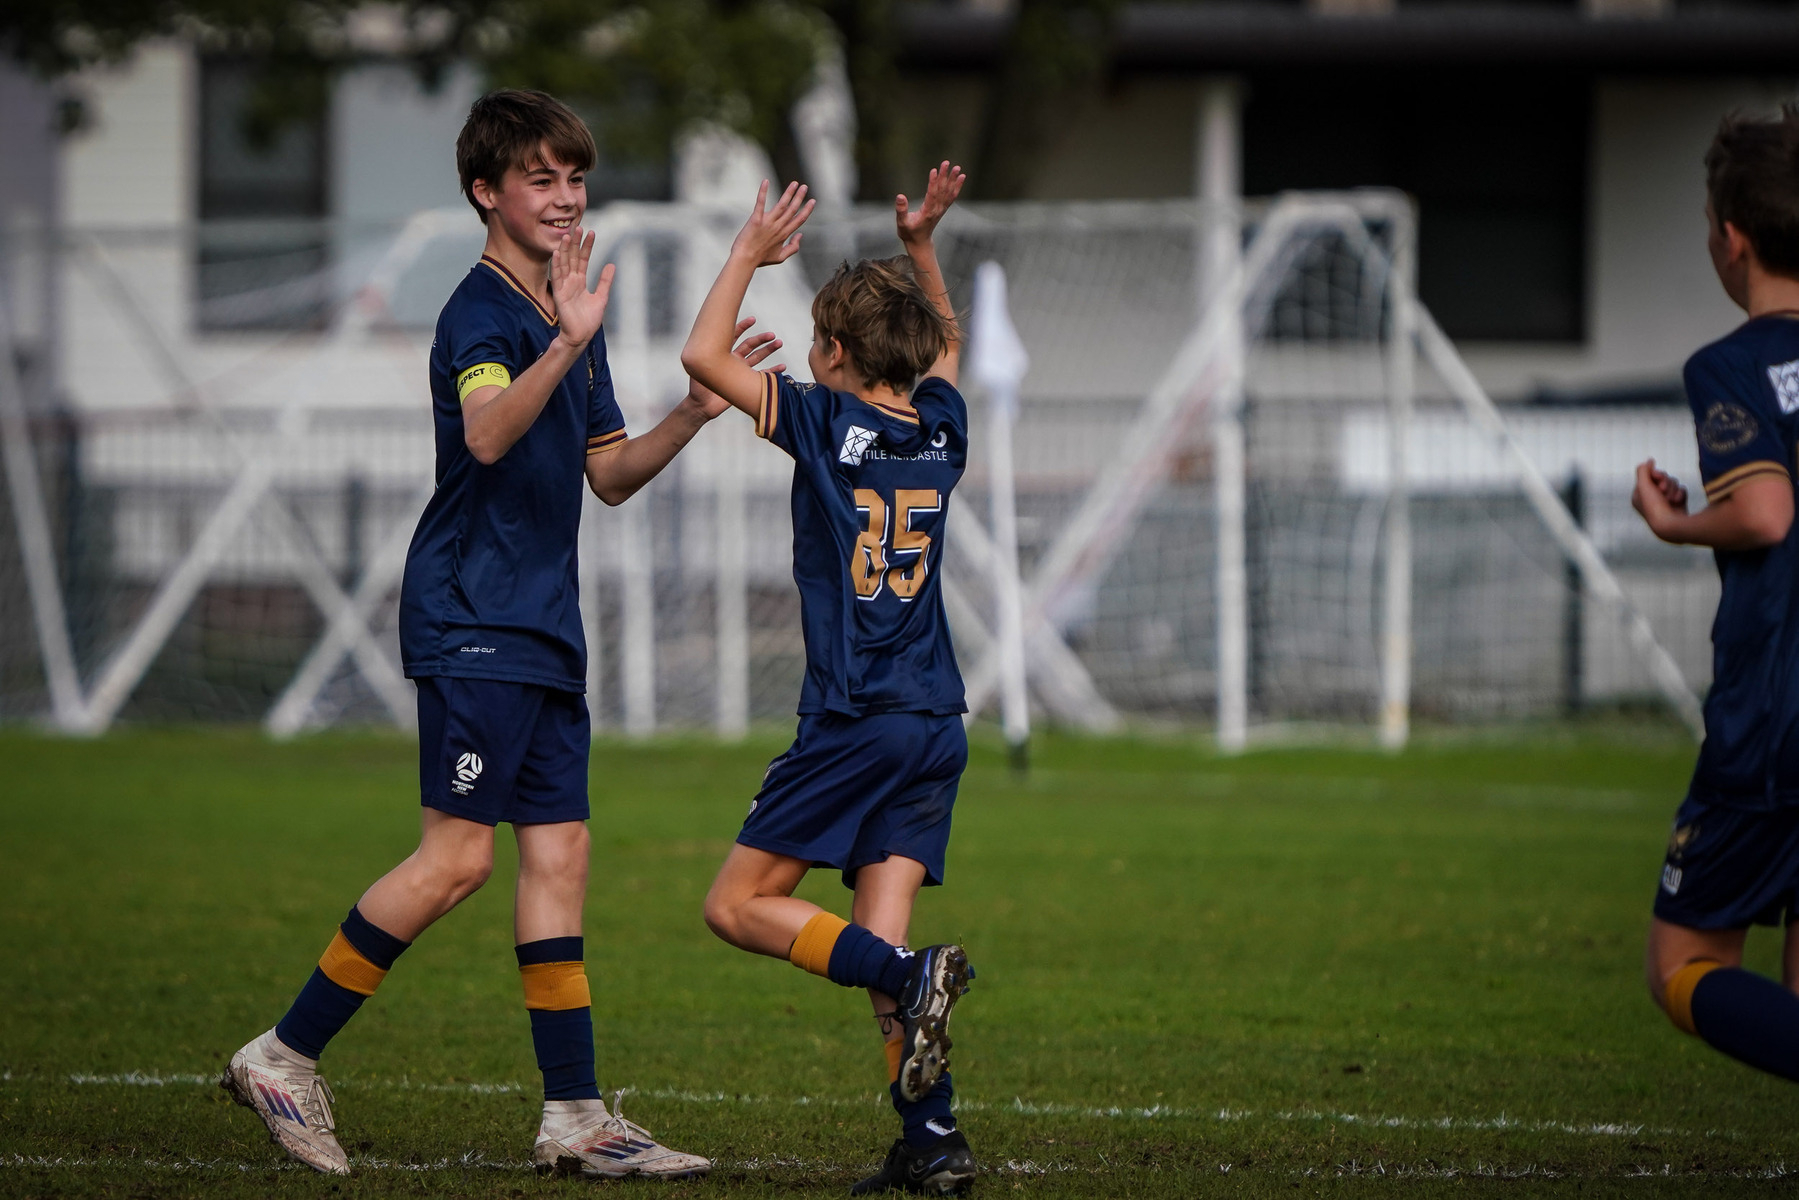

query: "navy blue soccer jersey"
xmin=399 ymin=255 xmax=626 ymax=692
xmin=1685 ymin=314 xmax=1799 ymax=807
xmin=757 ymin=372 xmax=968 ymax=717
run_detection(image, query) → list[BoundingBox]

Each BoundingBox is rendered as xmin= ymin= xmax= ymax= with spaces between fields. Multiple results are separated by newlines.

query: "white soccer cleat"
xmin=533 ymin=1091 xmax=712 ymax=1180
xmin=220 ymin=1029 xmax=351 ymax=1175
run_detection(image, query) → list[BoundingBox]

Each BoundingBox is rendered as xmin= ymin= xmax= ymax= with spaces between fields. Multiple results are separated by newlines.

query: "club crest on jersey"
xmin=1699 ymin=402 xmax=1758 ymax=454
xmin=451 ymin=751 xmax=484 ymax=796
xmin=1770 ymin=360 xmax=1799 ymax=415
xmin=839 ymin=425 xmax=879 ymax=466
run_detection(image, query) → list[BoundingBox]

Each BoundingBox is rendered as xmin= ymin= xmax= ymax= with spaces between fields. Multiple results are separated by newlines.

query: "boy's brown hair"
xmin=811 ymin=257 xmax=956 ymax=391
xmin=1706 ymin=104 xmax=1799 ymax=277
xmin=456 ymin=90 xmax=597 ymax=223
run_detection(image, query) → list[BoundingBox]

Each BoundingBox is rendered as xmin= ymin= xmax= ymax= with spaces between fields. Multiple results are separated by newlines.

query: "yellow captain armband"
xmin=456 ymin=362 xmax=512 ymax=403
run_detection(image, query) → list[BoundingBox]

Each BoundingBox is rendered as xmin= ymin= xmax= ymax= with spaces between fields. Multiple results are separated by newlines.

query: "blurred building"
xmin=0 ymin=3 xmax=1796 ymax=727
xmin=2 ymin=3 xmax=1796 ymax=411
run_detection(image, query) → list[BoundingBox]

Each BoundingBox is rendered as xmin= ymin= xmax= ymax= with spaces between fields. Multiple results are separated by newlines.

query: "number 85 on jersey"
xmin=852 ymin=488 xmax=941 ymax=602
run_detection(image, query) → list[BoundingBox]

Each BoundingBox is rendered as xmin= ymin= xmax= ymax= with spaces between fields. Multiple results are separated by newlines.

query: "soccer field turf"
xmin=4 ymin=723 xmax=1796 ymax=1197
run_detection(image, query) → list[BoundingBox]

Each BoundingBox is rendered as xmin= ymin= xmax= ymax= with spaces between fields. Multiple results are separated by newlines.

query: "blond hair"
xmin=811 ymin=257 xmax=955 ymax=391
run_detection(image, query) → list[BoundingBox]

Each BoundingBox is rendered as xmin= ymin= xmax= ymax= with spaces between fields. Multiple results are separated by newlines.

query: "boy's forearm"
xmin=465 ymin=339 xmax=582 ymax=464
xmin=905 ymin=237 xmax=960 ymax=382
xmin=586 ymin=397 xmax=710 ymax=505
xmin=682 ymin=255 xmax=758 ymax=388
xmin=1648 ymin=489 xmax=1791 ymax=550
xmin=904 ymin=238 xmax=956 ymax=333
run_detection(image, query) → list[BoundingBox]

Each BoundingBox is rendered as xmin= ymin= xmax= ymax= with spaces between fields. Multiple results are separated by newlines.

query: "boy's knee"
xmin=429 ymin=843 xmax=494 ymax=900
xmin=523 ymin=824 xmax=591 ymax=885
xmin=702 ymin=889 xmax=745 ymax=945
xmin=1653 ymin=958 xmax=1722 ymax=1035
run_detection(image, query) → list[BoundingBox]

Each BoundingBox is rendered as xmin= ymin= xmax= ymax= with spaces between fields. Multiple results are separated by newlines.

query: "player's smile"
xmin=475 ymin=140 xmax=588 ymax=263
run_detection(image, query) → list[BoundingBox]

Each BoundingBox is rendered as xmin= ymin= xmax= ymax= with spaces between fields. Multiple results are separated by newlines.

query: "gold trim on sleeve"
xmin=1703 ymin=459 xmax=1790 ymax=502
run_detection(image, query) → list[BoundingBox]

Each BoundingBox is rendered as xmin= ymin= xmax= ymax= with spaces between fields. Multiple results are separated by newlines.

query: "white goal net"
xmin=0 ymin=194 xmax=1712 ymax=741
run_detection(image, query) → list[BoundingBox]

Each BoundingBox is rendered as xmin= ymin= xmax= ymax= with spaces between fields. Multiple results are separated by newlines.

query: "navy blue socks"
xmin=827 ymin=924 xmax=916 ymax=999
xmin=1688 ymin=965 xmax=1799 ymax=1082
xmin=892 ymin=1072 xmax=957 ymax=1146
xmin=517 ymin=936 xmax=601 ymax=1100
xmin=275 ymin=906 xmax=410 ymax=1059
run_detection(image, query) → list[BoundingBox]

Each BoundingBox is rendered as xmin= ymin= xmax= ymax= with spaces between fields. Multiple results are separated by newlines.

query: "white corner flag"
xmin=968 ymin=263 xmax=1032 ymax=769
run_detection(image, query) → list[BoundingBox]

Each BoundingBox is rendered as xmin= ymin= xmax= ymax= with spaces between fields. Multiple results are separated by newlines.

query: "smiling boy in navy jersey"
xmin=219 ymin=89 xmax=773 ymax=1179
xmin=1635 ymin=105 xmax=1799 ymax=1087
xmin=682 ymin=165 xmax=979 ymax=1195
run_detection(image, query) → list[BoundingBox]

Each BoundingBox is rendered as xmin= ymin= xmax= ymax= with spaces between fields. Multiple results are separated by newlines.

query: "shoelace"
xmin=601 ymin=1089 xmax=657 ymax=1146
xmin=303 ymin=1075 xmax=337 ymax=1132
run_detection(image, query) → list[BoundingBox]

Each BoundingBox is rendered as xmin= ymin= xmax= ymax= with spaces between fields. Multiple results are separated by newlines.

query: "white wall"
xmin=61 ymin=41 xmax=192 ymax=229
xmin=332 ymin=63 xmax=478 ymax=226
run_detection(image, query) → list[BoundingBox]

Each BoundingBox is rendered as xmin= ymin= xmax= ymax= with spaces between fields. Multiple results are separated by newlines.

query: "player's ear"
xmin=1723 ymin=220 xmax=1755 ymax=265
xmin=472 ymin=177 xmax=499 ymax=213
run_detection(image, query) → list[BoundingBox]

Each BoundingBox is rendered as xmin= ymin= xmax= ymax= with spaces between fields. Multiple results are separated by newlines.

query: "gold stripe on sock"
xmin=1665 ymin=959 xmax=1722 ymax=1036
xmin=790 ymin=912 xmax=849 ymax=978
xmin=883 ymin=1037 xmax=904 ymax=1084
xmin=318 ymin=930 xmax=389 ymax=997
xmin=520 ymin=961 xmax=592 ymax=1011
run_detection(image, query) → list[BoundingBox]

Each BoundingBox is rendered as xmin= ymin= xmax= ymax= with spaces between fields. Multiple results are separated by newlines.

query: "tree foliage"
xmin=3 ymin=0 xmax=828 ymax=167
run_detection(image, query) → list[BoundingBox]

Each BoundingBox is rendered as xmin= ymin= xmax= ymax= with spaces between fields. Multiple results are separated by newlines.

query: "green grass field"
xmin=4 ymin=722 xmax=1797 ymax=1198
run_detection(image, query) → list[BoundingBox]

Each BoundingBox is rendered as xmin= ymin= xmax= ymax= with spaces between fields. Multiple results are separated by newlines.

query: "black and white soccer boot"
xmin=849 ymin=1131 xmax=978 ymax=1195
xmin=894 ymin=944 xmax=974 ymax=1103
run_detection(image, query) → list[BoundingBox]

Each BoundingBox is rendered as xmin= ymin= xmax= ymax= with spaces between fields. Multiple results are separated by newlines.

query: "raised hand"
xmin=730 ymin=181 xmax=815 ymax=268
xmin=896 ymin=162 xmax=966 ymax=247
xmin=688 ymin=317 xmax=784 ymax=419
xmin=552 ymin=226 xmax=615 ymax=349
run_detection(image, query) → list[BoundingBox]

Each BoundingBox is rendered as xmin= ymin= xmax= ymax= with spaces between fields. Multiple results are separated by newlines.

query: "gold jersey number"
xmin=852 ymin=488 xmax=941 ymax=601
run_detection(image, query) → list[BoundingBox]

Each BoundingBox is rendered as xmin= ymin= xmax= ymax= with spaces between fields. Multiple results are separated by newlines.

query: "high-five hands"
xmin=551 ymin=227 xmax=615 ymax=350
xmin=731 ymin=182 xmax=815 ymax=267
xmin=896 ymin=162 xmax=966 ymax=247
xmin=689 ymin=317 xmax=784 ymax=420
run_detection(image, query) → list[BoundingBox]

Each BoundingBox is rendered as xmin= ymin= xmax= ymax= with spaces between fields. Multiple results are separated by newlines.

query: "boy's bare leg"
xmin=224 ymin=809 xmax=495 ymax=1175
xmin=852 ymin=855 xmax=928 ymax=1027
xmin=355 ymin=809 xmax=497 ymax=941
xmin=847 ymin=855 xmax=972 ymax=1194
xmin=1644 ymin=916 xmax=1799 ymax=1083
xmin=703 ymin=844 xmax=816 ymax=957
xmin=1644 ymin=917 xmax=1745 ymax=1012
xmin=514 ymin=820 xmax=589 ymax=941
xmin=513 ymin=820 xmax=711 ymax=1179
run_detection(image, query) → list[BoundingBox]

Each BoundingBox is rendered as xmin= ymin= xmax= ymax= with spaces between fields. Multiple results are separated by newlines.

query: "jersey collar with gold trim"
xmin=479 ymin=254 xmax=559 ymax=326
xmin=867 ymin=397 xmax=921 ymax=425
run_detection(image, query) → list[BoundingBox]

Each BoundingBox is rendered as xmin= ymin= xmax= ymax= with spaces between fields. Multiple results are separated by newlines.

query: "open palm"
xmin=552 ymin=227 xmax=615 ymax=347
xmin=896 ymin=162 xmax=966 ymax=246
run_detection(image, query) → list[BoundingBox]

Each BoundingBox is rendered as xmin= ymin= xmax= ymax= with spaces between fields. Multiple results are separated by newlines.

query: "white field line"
xmin=23 ymin=1070 xmax=1730 ymax=1142
xmin=0 ymin=1152 xmax=1071 ymax=1176
xmin=6 ymin=1153 xmax=1796 ymax=1182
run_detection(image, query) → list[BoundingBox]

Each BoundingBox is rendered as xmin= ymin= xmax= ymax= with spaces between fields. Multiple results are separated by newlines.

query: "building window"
xmin=196 ymin=58 xmax=330 ymax=330
xmin=1245 ymin=70 xmax=1589 ymax=343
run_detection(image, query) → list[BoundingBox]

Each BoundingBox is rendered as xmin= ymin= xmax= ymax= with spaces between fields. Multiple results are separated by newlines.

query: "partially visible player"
xmin=1635 ymin=104 xmax=1799 ymax=1083
xmin=681 ymin=165 xmax=979 ymax=1195
xmin=219 ymin=89 xmax=776 ymax=1178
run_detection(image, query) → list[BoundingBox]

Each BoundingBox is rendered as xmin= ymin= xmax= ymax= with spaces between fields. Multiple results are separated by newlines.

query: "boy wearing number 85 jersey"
xmin=683 ymin=165 xmax=979 ymax=1195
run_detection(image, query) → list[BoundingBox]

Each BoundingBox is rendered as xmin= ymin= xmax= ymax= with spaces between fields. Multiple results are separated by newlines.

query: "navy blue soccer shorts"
xmin=1653 ymin=791 xmax=1799 ymax=929
xmin=737 ymin=711 xmax=968 ymax=889
xmin=416 ymin=676 xmax=590 ymax=826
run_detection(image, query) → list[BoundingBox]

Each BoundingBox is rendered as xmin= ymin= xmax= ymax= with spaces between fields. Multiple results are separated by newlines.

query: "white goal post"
xmin=0 ymin=193 xmax=1709 ymax=739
